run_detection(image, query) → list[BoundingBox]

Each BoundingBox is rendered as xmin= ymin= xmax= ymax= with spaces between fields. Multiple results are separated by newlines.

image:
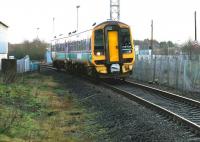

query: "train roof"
xmin=94 ymin=20 xmax=129 ymax=29
xmin=51 ymin=20 xmax=130 ymax=41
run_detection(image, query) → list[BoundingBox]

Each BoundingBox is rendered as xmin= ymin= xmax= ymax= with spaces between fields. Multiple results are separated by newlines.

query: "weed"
xmin=0 ymin=72 xmax=106 ymax=141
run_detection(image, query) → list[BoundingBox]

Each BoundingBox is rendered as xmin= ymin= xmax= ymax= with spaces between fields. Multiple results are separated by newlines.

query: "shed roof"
xmin=0 ymin=21 xmax=8 ymax=28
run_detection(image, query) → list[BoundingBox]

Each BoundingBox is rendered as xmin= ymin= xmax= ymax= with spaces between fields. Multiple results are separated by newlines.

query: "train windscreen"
xmin=121 ymin=28 xmax=132 ymax=53
xmin=94 ymin=29 xmax=104 ymax=55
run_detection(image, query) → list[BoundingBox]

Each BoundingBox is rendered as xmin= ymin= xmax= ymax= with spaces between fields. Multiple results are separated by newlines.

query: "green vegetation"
xmin=134 ymin=39 xmax=200 ymax=55
xmin=0 ymin=73 xmax=105 ymax=142
xmin=8 ymin=39 xmax=48 ymax=60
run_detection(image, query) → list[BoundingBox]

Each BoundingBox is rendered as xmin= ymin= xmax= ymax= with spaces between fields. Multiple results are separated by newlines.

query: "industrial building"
xmin=0 ymin=21 xmax=8 ymax=70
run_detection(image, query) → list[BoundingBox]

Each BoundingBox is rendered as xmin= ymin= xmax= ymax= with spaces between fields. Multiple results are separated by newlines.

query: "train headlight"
xmin=128 ymin=50 xmax=132 ymax=53
xmin=129 ymin=65 xmax=133 ymax=70
xmin=95 ymin=51 xmax=104 ymax=56
xmin=122 ymin=49 xmax=132 ymax=54
xmin=96 ymin=52 xmax=101 ymax=56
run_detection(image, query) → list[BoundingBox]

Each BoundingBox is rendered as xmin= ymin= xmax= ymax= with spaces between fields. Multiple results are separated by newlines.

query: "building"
xmin=0 ymin=21 xmax=8 ymax=70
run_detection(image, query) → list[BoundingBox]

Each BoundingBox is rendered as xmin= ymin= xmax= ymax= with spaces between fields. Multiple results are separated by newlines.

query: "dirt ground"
xmin=1 ymin=68 xmax=199 ymax=142
xmin=42 ymin=69 xmax=199 ymax=142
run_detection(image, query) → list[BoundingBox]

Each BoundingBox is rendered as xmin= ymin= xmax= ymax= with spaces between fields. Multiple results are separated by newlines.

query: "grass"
xmin=0 ymin=72 xmax=105 ymax=142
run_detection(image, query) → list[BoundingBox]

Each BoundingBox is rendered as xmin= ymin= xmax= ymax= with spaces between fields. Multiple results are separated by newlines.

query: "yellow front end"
xmin=91 ymin=21 xmax=135 ymax=78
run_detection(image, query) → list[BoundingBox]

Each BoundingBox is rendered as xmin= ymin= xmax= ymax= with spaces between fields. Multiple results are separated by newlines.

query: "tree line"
xmin=8 ymin=38 xmax=200 ymax=60
xmin=8 ymin=39 xmax=49 ymax=61
xmin=134 ymin=39 xmax=200 ymax=55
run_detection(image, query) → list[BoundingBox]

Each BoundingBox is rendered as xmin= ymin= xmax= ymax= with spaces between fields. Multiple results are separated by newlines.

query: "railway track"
xmin=40 ymin=63 xmax=200 ymax=135
xmin=102 ymin=80 xmax=200 ymax=134
xmin=40 ymin=64 xmax=56 ymax=70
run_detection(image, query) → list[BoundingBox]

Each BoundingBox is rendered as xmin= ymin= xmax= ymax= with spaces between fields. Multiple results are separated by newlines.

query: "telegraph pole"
xmin=36 ymin=27 xmax=40 ymax=39
xmin=53 ymin=17 xmax=55 ymax=38
xmin=76 ymin=5 xmax=80 ymax=31
xmin=151 ymin=20 xmax=156 ymax=83
xmin=194 ymin=11 xmax=197 ymax=41
xmin=110 ymin=0 xmax=120 ymax=21
xmin=151 ymin=20 xmax=153 ymax=54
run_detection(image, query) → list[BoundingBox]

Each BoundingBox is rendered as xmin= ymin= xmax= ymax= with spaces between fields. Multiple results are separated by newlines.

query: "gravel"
xmin=41 ymin=69 xmax=200 ymax=142
xmin=129 ymin=77 xmax=200 ymax=102
xmin=112 ymin=82 xmax=200 ymax=126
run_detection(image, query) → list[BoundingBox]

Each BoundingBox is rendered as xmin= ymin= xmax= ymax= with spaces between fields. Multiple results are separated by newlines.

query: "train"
xmin=51 ymin=20 xmax=135 ymax=79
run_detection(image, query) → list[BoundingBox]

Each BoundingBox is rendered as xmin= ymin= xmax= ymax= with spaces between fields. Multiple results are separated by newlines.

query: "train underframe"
xmin=52 ymin=59 xmax=132 ymax=79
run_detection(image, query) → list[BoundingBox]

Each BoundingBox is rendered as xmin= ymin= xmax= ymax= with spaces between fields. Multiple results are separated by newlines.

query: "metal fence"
xmin=17 ymin=55 xmax=40 ymax=73
xmin=132 ymin=55 xmax=200 ymax=93
xmin=17 ymin=55 xmax=30 ymax=73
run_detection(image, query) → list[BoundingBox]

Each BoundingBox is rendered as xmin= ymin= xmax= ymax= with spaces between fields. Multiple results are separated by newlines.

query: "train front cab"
xmin=91 ymin=21 xmax=135 ymax=78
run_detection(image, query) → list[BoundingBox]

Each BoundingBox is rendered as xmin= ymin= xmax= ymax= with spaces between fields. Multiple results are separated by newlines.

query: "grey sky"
xmin=0 ymin=0 xmax=199 ymax=43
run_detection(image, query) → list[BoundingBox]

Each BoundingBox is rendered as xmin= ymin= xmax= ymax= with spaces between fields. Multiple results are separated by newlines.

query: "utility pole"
xmin=110 ymin=0 xmax=120 ymax=21
xmin=151 ymin=20 xmax=156 ymax=83
xmin=76 ymin=5 xmax=80 ymax=31
xmin=36 ymin=27 xmax=40 ymax=39
xmin=150 ymin=20 xmax=153 ymax=54
xmin=53 ymin=17 xmax=55 ymax=38
xmin=194 ymin=11 xmax=197 ymax=41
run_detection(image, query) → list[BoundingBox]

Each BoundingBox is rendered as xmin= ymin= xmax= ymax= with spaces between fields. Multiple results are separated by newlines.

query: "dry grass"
xmin=0 ymin=73 xmax=98 ymax=142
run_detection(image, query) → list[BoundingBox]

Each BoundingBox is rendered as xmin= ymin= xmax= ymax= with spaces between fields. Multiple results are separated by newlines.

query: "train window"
xmin=69 ymin=42 xmax=72 ymax=51
xmin=62 ymin=44 xmax=65 ymax=51
xmin=73 ymin=41 xmax=75 ymax=51
xmin=106 ymin=26 xmax=113 ymax=31
xmin=94 ymin=30 xmax=104 ymax=50
xmin=121 ymin=28 xmax=131 ymax=49
xmin=78 ymin=41 xmax=81 ymax=51
xmin=86 ymin=39 xmax=91 ymax=50
xmin=65 ymin=42 xmax=68 ymax=52
xmin=56 ymin=44 xmax=59 ymax=51
xmin=82 ymin=40 xmax=85 ymax=50
xmin=61 ymin=44 xmax=63 ymax=51
xmin=59 ymin=44 xmax=62 ymax=51
xmin=50 ymin=45 xmax=52 ymax=50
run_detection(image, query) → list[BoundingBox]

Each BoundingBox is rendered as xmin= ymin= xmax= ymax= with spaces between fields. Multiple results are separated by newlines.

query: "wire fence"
xmin=132 ymin=55 xmax=200 ymax=93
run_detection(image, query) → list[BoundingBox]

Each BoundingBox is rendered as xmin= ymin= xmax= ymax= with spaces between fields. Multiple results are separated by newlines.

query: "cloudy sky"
xmin=0 ymin=0 xmax=199 ymax=43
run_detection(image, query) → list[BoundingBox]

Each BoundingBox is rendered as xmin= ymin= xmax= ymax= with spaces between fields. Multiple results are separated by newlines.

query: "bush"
xmin=8 ymin=39 xmax=49 ymax=61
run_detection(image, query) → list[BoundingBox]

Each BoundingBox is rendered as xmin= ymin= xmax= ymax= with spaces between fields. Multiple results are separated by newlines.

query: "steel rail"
xmin=102 ymin=82 xmax=200 ymax=134
xmin=40 ymin=64 xmax=200 ymax=134
xmin=125 ymin=80 xmax=200 ymax=107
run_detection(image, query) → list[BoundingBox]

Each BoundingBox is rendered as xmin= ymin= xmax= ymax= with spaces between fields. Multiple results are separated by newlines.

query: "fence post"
xmin=175 ymin=56 xmax=179 ymax=89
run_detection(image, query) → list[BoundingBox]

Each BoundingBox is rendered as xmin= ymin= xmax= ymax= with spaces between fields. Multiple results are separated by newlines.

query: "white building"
xmin=0 ymin=21 xmax=8 ymax=70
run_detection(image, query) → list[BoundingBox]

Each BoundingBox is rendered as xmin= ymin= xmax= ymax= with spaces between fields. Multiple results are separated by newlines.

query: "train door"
xmin=108 ymin=31 xmax=119 ymax=62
